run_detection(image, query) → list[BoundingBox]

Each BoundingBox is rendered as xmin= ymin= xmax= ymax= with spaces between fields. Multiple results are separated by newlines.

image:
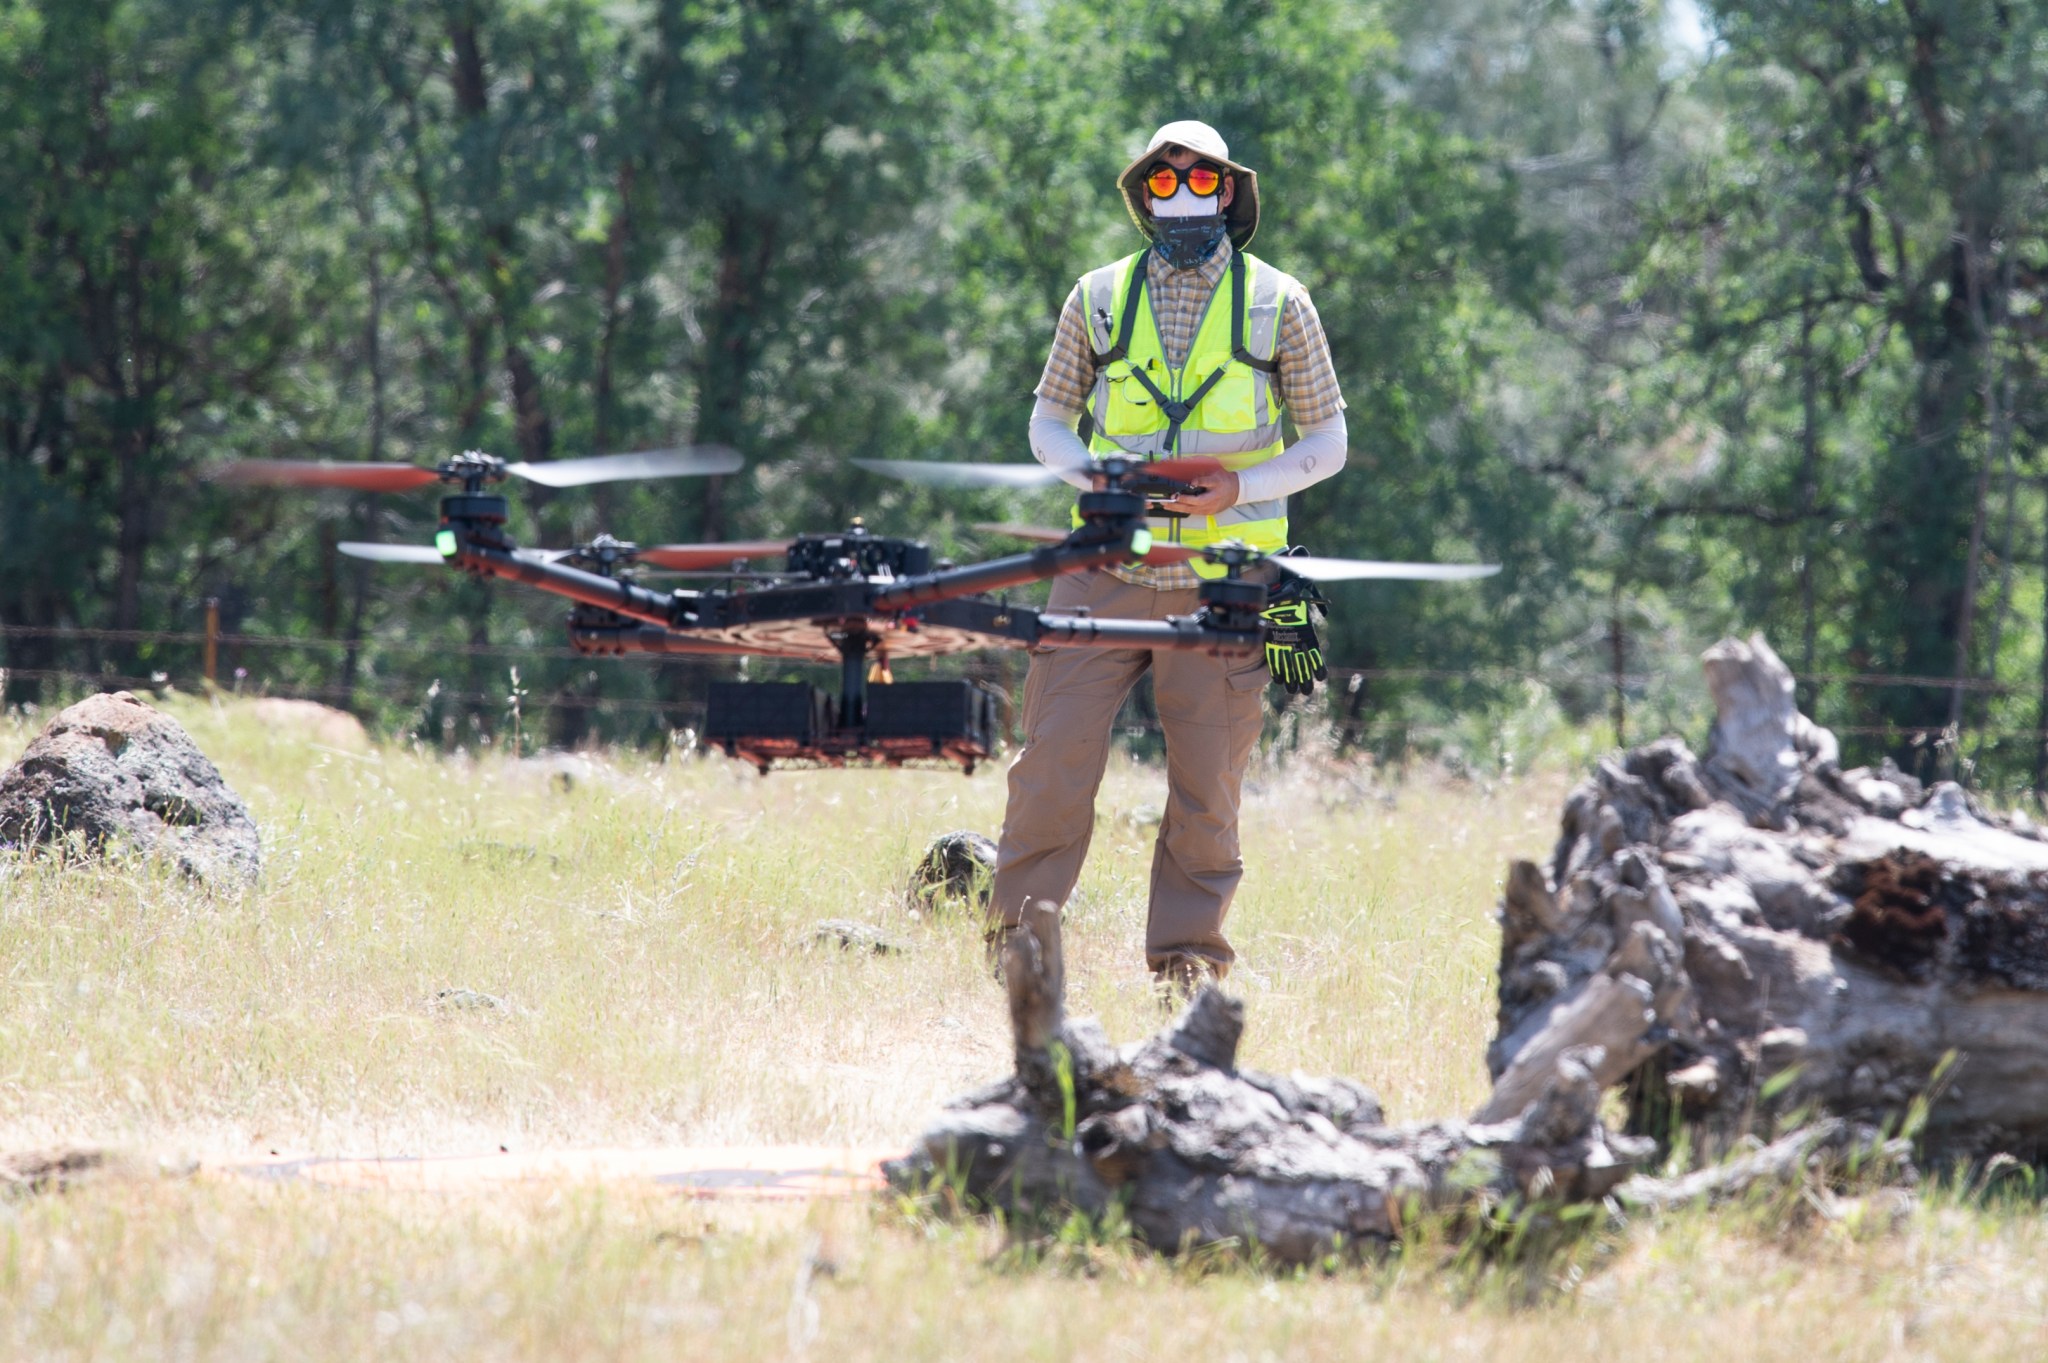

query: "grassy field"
xmin=1 ymin=697 xmax=2044 ymax=1360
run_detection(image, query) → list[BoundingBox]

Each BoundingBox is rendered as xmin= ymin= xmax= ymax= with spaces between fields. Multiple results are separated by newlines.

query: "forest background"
xmin=2 ymin=0 xmax=2045 ymax=792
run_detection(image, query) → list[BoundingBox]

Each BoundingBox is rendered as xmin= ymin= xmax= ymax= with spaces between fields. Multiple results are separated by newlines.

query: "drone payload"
xmin=208 ymin=448 xmax=1498 ymax=773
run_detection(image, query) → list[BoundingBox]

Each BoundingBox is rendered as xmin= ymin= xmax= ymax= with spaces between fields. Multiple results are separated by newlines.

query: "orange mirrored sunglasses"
xmin=1144 ymin=161 xmax=1225 ymax=199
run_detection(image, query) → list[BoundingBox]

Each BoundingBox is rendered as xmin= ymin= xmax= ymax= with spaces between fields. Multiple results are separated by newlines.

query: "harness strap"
xmin=1092 ymin=256 xmax=1149 ymax=364
xmin=1157 ymin=253 xmax=1257 ymax=448
xmin=1100 ymin=252 xmax=1277 ymax=452
xmin=1230 ymin=253 xmax=1280 ymax=374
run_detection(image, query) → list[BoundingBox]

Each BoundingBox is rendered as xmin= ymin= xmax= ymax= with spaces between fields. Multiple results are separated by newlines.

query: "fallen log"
xmin=1492 ymin=633 xmax=2048 ymax=1159
xmin=886 ymin=902 xmax=1659 ymax=1265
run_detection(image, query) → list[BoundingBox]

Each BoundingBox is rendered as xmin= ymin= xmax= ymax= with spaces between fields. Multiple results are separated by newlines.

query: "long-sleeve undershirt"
xmin=1027 ymin=396 xmax=1348 ymax=505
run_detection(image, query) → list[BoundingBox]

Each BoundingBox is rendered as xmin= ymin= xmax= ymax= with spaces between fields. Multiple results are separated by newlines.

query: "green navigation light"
xmin=1130 ymin=528 xmax=1153 ymax=557
xmin=435 ymin=529 xmax=459 ymax=558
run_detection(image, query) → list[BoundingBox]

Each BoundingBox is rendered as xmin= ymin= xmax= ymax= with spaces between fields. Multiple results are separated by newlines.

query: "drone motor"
xmin=786 ymin=525 xmax=930 ymax=581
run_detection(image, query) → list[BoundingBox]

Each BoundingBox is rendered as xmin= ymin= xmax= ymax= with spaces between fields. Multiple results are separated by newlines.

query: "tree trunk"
xmin=1608 ymin=582 xmax=1627 ymax=747
xmin=111 ymin=424 xmax=152 ymax=637
xmin=501 ymin=335 xmax=553 ymax=465
xmin=693 ymin=210 xmax=775 ymax=541
xmin=593 ymin=162 xmax=636 ymax=461
xmin=341 ymin=180 xmax=386 ymax=703
xmin=1796 ymin=300 xmax=1822 ymax=716
xmin=0 ymin=590 xmax=59 ymax=707
xmin=2037 ymin=476 xmax=2048 ymax=802
xmin=1852 ymin=237 xmax=1986 ymax=755
xmin=1493 ymin=634 xmax=2048 ymax=1161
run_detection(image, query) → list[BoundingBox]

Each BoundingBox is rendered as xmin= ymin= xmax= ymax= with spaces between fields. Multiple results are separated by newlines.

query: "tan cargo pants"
xmin=990 ymin=569 xmax=1268 ymax=977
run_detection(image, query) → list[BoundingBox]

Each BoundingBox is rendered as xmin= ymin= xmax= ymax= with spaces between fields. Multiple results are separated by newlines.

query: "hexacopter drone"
xmin=210 ymin=448 xmax=1496 ymax=773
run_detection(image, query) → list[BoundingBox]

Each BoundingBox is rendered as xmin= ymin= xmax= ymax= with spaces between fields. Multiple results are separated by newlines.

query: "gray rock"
xmin=811 ymin=919 xmax=909 ymax=954
xmin=0 ymin=692 xmax=260 ymax=886
xmin=246 ymin=698 xmax=369 ymax=750
xmin=1119 ymin=804 xmax=1164 ymax=830
xmin=433 ymin=988 xmax=509 ymax=1014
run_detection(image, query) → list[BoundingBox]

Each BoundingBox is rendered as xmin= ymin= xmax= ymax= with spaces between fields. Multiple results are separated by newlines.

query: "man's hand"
xmin=1159 ymin=468 xmax=1238 ymax=518
xmin=1261 ymin=578 xmax=1330 ymax=696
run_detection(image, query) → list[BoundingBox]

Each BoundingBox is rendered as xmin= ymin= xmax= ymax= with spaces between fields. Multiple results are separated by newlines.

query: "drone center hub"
xmin=440 ymin=492 xmax=510 ymax=527
xmin=787 ymin=532 xmax=930 ymax=581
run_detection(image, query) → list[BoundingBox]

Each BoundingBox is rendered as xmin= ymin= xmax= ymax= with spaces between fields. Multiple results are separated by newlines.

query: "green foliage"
xmin=5 ymin=0 xmax=2048 ymax=786
xmin=1668 ymin=0 xmax=2048 ymax=763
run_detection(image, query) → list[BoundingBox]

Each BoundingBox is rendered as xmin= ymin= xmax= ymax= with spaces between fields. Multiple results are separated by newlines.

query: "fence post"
xmin=204 ymin=599 xmax=220 ymax=688
xmin=1608 ymin=592 xmax=1627 ymax=749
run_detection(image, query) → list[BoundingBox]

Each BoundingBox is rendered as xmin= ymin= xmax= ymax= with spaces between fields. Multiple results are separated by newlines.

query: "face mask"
xmin=1148 ymin=184 xmax=1213 ymax=219
xmin=1151 ymin=214 xmax=1229 ymax=270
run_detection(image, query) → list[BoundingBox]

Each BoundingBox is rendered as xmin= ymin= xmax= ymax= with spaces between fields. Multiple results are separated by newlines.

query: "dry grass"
xmin=0 ymin=696 xmax=1529 ymax=1153
xmin=1 ymin=696 xmax=2045 ymax=1360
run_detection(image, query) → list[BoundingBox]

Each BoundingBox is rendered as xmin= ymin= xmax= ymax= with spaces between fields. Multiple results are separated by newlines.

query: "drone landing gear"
xmin=702 ymin=625 xmax=1001 ymax=774
xmin=838 ymin=628 xmax=874 ymax=730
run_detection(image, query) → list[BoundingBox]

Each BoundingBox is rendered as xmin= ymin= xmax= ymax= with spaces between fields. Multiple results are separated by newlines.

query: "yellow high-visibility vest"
xmin=1075 ymin=248 xmax=1296 ymax=578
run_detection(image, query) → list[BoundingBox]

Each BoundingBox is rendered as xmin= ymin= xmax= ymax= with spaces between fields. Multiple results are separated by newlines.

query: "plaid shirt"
xmin=1034 ymin=240 xmax=1345 ymax=588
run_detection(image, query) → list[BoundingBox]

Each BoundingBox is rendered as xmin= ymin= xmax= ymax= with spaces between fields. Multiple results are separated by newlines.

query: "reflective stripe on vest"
xmin=1075 ymin=250 xmax=1294 ymax=578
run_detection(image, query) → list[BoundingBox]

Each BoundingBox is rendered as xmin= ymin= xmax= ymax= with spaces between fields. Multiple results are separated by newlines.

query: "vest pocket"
xmin=1193 ymin=360 xmax=1259 ymax=432
xmin=1100 ymin=360 xmax=1165 ymax=435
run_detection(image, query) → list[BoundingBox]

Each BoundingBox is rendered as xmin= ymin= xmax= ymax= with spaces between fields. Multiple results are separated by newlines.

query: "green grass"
xmin=2 ymin=696 xmax=2045 ymax=1360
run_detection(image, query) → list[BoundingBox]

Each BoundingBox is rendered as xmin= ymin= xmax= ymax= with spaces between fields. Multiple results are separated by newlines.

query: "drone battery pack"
xmin=865 ymin=681 xmax=1001 ymax=760
xmin=702 ymin=678 xmax=1000 ymax=772
xmin=704 ymin=682 xmax=829 ymax=755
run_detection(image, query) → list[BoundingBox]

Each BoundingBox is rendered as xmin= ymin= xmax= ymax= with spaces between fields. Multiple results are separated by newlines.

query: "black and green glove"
xmin=1261 ymin=585 xmax=1329 ymax=696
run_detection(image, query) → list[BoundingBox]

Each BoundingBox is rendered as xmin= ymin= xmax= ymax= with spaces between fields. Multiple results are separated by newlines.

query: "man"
xmin=988 ymin=120 xmax=1349 ymax=989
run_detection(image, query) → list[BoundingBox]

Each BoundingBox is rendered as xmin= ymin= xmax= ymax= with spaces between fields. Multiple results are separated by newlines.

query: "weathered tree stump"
xmin=886 ymin=902 xmax=1658 ymax=1265
xmin=1492 ymin=633 xmax=2048 ymax=1159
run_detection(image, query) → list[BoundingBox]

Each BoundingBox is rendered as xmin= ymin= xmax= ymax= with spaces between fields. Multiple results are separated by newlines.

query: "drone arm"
xmin=1032 ymin=613 xmax=1259 ymax=654
xmin=454 ymin=542 xmax=676 ymax=627
xmin=870 ymin=533 xmax=1144 ymax=611
xmin=915 ymin=597 xmax=1262 ymax=657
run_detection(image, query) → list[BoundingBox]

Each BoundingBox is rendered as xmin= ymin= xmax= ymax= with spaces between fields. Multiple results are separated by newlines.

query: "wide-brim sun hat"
xmin=1117 ymin=119 xmax=1260 ymax=251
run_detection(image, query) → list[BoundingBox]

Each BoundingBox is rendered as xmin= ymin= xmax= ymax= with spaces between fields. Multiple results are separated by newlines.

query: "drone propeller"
xmin=971 ymin=522 xmax=1069 ymax=544
xmin=1133 ymin=542 xmax=1501 ymax=583
xmin=338 ymin=536 xmax=792 ymax=572
xmin=855 ymin=455 xmax=1226 ymax=492
xmin=970 ymin=524 xmax=1500 ymax=583
xmin=505 ymin=448 xmax=741 ymax=487
xmin=634 ymin=540 xmax=792 ymax=570
xmin=336 ymin=542 xmax=446 ymax=564
xmin=210 ymin=445 xmax=742 ymax=491
xmin=519 ymin=539 xmax=792 ymax=570
xmin=972 ymin=521 xmax=1200 ymax=568
xmin=220 ymin=463 xmax=445 ymax=492
xmin=1264 ymin=554 xmax=1499 ymax=583
xmin=338 ymin=541 xmax=576 ymax=566
xmin=854 ymin=458 xmax=1061 ymax=489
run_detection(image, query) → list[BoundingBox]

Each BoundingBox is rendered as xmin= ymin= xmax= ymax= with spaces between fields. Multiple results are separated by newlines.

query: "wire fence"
xmin=0 ymin=621 xmax=730 ymax=748
xmin=1 ymin=624 xmax=2032 ymax=693
xmin=0 ymin=668 xmax=695 ymax=715
xmin=7 ymin=623 xmax=2048 ymax=756
xmin=0 ymin=623 xmax=609 ymax=662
